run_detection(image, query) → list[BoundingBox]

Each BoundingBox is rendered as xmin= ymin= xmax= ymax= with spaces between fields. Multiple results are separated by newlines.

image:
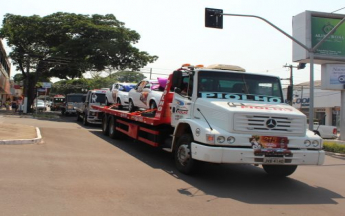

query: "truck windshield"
xmin=198 ymin=71 xmax=283 ymax=103
xmin=90 ymin=93 xmax=106 ymax=103
xmin=67 ymin=95 xmax=84 ymax=102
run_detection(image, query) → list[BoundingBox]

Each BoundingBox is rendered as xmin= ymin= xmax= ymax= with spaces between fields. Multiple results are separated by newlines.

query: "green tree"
xmin=111 ymin=71 xmax=146 ymax=83
xmin=0 ymin=13 xmax=158 ymax=112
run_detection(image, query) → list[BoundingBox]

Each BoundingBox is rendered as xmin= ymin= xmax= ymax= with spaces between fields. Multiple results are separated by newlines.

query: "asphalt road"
xmin=0 ymin=115 xmax=344 ymax=216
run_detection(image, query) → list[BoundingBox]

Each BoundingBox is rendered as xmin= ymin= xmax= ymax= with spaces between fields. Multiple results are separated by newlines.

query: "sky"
xmin=1 ymin=0 xmax=345 ymax=86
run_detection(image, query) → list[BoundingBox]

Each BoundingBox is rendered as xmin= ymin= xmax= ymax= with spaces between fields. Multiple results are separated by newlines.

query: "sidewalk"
xmin=0 ymin=108 xmax=42 ymax=144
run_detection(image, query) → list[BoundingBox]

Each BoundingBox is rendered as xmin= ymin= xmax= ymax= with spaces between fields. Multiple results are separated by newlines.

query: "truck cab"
xmin=76 ymin=89 xmax=106 ymax=125
xmin=61 ymin=93 xmax=85 ymax=115
xmin=169 ymin=64 xmax=324 ymax=175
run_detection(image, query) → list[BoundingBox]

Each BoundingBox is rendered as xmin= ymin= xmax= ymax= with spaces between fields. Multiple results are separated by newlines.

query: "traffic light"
xmin=205 ymin=8 xmax=223 ymax=29
xmin=297 ymin=63 xmax=306 ymax=70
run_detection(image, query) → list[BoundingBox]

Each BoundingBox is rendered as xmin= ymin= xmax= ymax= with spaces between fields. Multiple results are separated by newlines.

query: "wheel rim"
xmin=177 ymin=144 xmax=191 ymax=166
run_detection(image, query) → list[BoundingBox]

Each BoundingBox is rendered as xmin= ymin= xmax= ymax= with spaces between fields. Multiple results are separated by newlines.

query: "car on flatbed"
xmin=105 ymin=83 xmax=136 ymax=109
xmin=128 ymin=78 xmax=167 ymax=112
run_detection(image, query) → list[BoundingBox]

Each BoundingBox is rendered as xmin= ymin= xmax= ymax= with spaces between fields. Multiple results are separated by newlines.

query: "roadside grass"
xmin=32 ymin=112 xmax=60 ymax=119
xmin=323 ymin=141 xmax=345 ymax=154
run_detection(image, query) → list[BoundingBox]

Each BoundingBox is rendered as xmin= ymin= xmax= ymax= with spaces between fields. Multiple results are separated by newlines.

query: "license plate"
xmin=263 ymin=157 xmax=285 ymax=164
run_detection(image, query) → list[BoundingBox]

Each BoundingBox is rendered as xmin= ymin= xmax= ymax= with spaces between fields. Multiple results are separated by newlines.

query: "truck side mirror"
xmin=172 ymin=70 xmax=182 ymax=90
xmin=175 ymin=88 xmax=182 ymax=93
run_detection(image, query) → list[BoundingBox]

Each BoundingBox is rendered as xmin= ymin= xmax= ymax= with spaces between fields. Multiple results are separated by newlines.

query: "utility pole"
xmin=283 ymin=63 xmax=307 ymax=105
xmin=283 ymin=64 xmax=294 ymax=105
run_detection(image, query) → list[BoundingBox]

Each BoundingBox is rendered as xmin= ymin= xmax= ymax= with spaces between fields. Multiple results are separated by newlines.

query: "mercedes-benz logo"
xmin=266 ymin=119 xmax=277 ymax=129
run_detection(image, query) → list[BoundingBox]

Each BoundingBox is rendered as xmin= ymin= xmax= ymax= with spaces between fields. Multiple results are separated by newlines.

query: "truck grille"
xmin=234 ymin=114 xmax=305 ymax=136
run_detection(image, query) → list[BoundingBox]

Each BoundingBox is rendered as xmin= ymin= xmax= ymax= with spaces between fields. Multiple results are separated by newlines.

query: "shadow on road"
xmin=88 ymin=127 xmax=344 ymax=205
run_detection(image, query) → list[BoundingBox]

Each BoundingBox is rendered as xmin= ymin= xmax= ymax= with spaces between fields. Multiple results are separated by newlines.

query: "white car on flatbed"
xmin=128 ymin=78 xmax=167 ymax=113
xmin=105 ymin=83 xmax=136 ymax=109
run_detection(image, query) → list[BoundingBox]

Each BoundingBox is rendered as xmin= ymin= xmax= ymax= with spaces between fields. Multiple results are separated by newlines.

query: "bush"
xmin=323 ymin=141 xmax=345 ymax=154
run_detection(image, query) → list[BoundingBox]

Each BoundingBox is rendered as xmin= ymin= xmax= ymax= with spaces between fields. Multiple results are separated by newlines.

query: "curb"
xmin=0 ymin=127 xmax=42 ymax=145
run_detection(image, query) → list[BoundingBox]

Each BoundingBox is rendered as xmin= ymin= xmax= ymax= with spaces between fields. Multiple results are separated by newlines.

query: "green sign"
xmin=311 ymin=16 xmax=345 ymax=57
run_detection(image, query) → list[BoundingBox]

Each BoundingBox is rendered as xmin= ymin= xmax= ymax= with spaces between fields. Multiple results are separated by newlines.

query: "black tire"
xmin=61 ymin=109 xmax=65 ymax=115
xmin=105 ymin=98 xmax=110 ymax=106
xmin=108 ymin=116 xmax=122 ymax=139
xmin=128 ymin=99 xmax=136 ymax=113
xmin=174 ymin=134 xmax=197 ymax=174
xmin=117 ymin=98 xmax=123 ymax=110
xmin=149 ymin=100 xmax=157 ymax=114
xmin=76 ymin=112 xmax=82 ymax=122
xmin=262 ymin=165 xmax=298 ymax=177
xmin=83 ymin=113 xmax=89 ymax=126
xmin=102 ymin=115 xmax=109 ymax=135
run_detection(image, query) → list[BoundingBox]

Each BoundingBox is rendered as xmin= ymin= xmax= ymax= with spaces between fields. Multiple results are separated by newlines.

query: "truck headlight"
xmin=312 ymin=140 xmax=319 ymax=147
xmin=304 ymin=140 xmax=311 ymax=147
xmin=217 ymin=136 xmax=225 ymax=143
xmin=227 ymin=136 xmax=235 ymax=144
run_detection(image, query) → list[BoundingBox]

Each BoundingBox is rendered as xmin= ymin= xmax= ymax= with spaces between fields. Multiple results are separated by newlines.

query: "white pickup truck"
xmin=313 ymin=122 xmax=338 ymax=139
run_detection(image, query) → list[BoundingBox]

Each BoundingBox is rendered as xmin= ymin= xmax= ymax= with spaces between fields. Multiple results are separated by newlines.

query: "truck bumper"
xmin=87 ymin=117 xmax=102 ymax=124
xmin=191 ymin=142 xmax=325 ymax=165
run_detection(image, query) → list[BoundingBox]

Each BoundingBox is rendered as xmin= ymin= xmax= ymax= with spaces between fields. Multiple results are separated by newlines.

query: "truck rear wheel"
xmin=102 ymin=115 xmax=109 ymax=135
xmin=108 ymin=116 xmax=122 ymax=139
xmin=174 ymin=134 xmax=197 ymax=174
xmin=262 ymin=165 xmax=297 ymax=177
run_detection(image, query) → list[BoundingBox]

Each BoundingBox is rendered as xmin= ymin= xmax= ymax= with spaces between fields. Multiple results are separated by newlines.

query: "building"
xmin=0 ymin=39 xmax=11 ymax=106
xmin=285 ymin=80 xmax=341 ymax=128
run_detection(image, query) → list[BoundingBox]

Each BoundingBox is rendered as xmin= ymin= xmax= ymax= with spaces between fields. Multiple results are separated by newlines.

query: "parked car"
xmin=312 ymin=122 xmax=338 ymax=139
xmin=105 ymin=83 xmax=136 ymax=109
xmin=32 ymin=100 xmax=46 ymax=112
xmin=128 ymin=77 xmax=167 ymax=113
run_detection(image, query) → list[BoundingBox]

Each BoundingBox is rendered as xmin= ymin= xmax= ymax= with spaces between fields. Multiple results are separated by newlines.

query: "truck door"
xmin=171 ymin=75 xmax=193 ymax=127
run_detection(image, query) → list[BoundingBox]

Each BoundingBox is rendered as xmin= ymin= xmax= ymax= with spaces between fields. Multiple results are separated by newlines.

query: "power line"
xmin=331 ymin=6 xmax=345 ymax=13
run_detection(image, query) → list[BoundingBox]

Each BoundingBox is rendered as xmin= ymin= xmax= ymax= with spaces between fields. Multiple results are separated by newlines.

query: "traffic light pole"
xmin=215 ymin=11 xmax=345 ymax=130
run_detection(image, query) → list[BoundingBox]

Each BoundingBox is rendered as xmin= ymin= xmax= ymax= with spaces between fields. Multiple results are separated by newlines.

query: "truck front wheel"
xmin=76 ymin=112 xmax=82 ymax=122
xmin=174 ymin=134 xmax=197 ymax=174
xmin=262 ymin=165 xmax=297 ymax=177
xmin=83 ymin=114 xmax=89 ymax=126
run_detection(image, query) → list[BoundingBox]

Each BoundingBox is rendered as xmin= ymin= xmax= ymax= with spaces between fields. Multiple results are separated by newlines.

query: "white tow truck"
xmin=76 ymin=89 xmax=106 ymax=125
xmin=92 ymin=64 xmax=325 ymax=177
